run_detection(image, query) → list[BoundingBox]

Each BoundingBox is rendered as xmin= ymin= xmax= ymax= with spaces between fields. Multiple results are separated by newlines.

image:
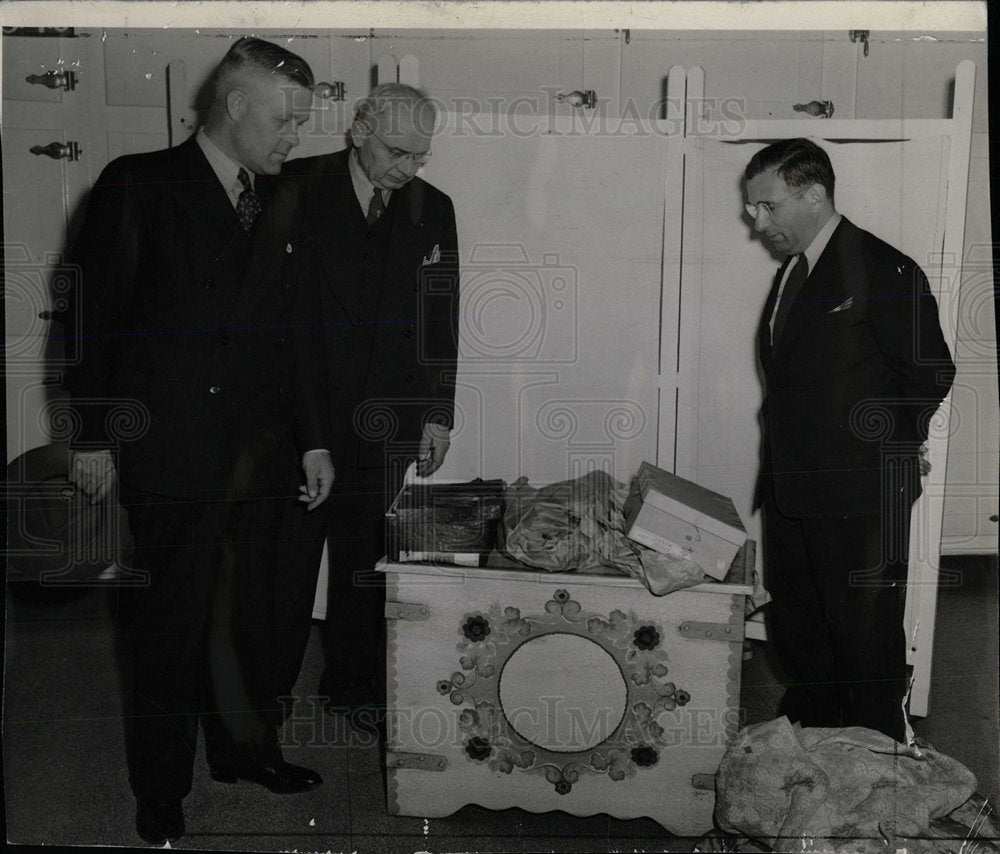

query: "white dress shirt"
xmin=196 ymin=128 xmax=253 ymax=209
xmin=770 ymin=212 xmax=842 ymax=343
xmin=348 ymin=147 xmax=390 ymax=215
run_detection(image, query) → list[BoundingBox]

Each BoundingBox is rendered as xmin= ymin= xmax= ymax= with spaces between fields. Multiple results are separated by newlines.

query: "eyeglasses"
xmin=370 ymin=131 xmax=432 ymax=166
xmin=744 ymin=188 xmax=805 ymax=220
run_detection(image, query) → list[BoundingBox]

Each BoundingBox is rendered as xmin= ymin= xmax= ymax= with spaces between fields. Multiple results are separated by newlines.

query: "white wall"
xmin=3 ymin=27 xmax=994 ymax=549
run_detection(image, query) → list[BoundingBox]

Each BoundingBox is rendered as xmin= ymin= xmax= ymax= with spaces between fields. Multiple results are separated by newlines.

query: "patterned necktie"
xmin=366 ymin=188 xmax=385 ymax=225
xmin=235 ymin=167 xmax=261 ymax=233
xmin=772 ymin=253 xmax=809 ymax=350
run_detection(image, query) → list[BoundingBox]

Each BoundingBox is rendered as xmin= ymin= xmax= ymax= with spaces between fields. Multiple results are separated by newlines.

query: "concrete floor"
xmin=3 ymin=554 xmax=997 ymax=852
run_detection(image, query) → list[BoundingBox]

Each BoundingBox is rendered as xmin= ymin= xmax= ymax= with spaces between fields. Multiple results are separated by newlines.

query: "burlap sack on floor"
xmin=703 ymin=716 xmax=996 ymax=854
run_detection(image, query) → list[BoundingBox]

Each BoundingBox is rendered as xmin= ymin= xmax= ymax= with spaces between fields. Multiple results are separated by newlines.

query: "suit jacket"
xmin=67 ymin=136 xmax=327 ymax=499
xmin=758 ymin=216 xmax=955 ymax=518
xmin=279 ymin=148 xmax=460 ymax=471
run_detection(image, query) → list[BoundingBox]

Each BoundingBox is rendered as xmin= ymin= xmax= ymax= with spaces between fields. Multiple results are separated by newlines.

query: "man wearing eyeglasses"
xmin=744 ymin=138 xmax=954 ymax=741
xmin=279 ymin=83 xmax=460 ymax=718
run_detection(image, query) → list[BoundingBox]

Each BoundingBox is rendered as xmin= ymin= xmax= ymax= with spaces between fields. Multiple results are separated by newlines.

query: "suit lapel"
xmin=317 ymin=150 xmax=367 ymax=326
xmin=173 ymin=137 xmax=249 ymax=262
xmin=380 ymin=177 xmax=434 ymax=322
xmin=773 ymin=218 xmax=853 ymax=357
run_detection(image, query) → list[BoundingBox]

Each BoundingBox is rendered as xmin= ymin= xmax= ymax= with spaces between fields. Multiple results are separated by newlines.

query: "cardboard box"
xmin=624 ymin=462 xmax=746 ymax=580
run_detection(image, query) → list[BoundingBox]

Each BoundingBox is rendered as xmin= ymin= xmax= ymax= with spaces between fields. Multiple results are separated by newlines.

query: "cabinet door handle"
xmin=25 ymin=70 xmax=77 ymax=91
xmin=555 ymin=89 xmax=596 ymax=109
xmin=313 ymin=80 xmax=347 ymax=101
xmin=30 ymin=141 xmax=81 ymax=161
xmin=793 ymin=100 xmax=835 ymax=119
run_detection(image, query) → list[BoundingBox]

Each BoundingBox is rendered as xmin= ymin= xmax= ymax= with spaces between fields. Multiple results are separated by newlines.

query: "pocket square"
xmin=828 ymin=296 xmax=854 ymax=314
xmin=421 ymin=244 xmax=441 ymax=266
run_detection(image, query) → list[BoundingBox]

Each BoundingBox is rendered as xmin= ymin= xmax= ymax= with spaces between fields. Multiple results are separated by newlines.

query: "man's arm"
xmin=66 ymin=158 xmax=142 ymax=499
xmin=869 ymin=254 xmax=956 ymax=444
xmin=266 ymin=178 xmax=336 ymax=509
xmin=416 ymin=194 xmax=460 ymax=476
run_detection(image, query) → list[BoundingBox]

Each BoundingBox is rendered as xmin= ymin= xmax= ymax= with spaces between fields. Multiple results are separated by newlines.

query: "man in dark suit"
xmin=745 ymin=138 xmax=955 ymax=742
xmin=280 ymin=83 xmax=460 ymax=715
xmin=67 ymin=38 xmax=334 ymax=845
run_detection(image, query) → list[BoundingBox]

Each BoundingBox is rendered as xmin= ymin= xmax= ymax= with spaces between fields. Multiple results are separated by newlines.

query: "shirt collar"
xmin=349 ymin=147 xmax=390 ymax=212
xmin=196 ymin=127 xmax=252 ymax=198
xmin=801 ymin=211 xmax=842 ymax=272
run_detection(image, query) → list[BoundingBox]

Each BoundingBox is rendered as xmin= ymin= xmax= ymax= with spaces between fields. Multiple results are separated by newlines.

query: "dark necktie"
xmin=366 ymin=188 xmax=385 ymax=225
xmin=772 ymin=253 xmax=809 ymax=350
xmin=235 ymin=167 xmax=261 ymax=233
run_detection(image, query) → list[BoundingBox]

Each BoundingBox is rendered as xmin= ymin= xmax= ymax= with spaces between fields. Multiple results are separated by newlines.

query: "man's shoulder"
xmin=281 ymin=149 xmax=349 ymax=180
xmin=407 ymin=175 xmax=454 ymax=215
xmin=834 ymin=216 xmax=914 ymax=268
xmin=98 ymin=138 xmax=194 ymax=186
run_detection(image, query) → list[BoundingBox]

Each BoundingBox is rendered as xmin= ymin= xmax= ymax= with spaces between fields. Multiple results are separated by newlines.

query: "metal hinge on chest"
xmin=385 ymin=601 xmax=430 ymax=621
xmin=691 ymin=773 xmax=717 ymax=791
xmin=679 ymin=620 xmax=744 ymax=643
xmin=386 ymin=751 xmax=448 ymax=771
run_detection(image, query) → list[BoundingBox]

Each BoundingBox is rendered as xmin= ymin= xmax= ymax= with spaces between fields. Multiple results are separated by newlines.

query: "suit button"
xmin=220 ymin=335 xmax=231 ymax=346
xmin=202 ymin=279 xmax=213 ymax=290
xmin=403 ymin=328 xmax=413 ymax=338
xmin=282 ymin=283 xmax=291 ymax=290
xmin=276 ymin=335 xmax=286 ymax=344
xmin=209 ymin=386 xmax=221 ymax=395
xmin=405 ymin=374 xmax=414 ymax=383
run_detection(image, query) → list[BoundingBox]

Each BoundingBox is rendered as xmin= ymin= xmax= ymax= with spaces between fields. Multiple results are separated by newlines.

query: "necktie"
xmin=235 ymin=167 xmax=261 ymax=233
xmin=772 ymin=253 xmax=809 ymax=350
xmin=366 ymin=188 xmax=385 ymax=226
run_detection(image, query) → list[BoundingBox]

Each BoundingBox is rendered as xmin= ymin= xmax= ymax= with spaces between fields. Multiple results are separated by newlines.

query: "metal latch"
xmin=679 ymin=620 xmax=745 ymax=643
xmin=386 ymin=751 xmax=448 ymax=771
xmin=385 ymin=601 xmax=430 ymax=621
xmin=691 ymin=773 xmax=716 ymax=791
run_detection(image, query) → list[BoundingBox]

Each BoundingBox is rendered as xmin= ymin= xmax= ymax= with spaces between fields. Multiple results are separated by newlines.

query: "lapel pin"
xmin=286 ymin=243 xmax=293 ymax=254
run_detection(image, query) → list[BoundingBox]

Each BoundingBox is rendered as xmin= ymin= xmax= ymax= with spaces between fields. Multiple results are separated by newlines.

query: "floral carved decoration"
xmin=435 ymin=589 xmax=692 ymax=795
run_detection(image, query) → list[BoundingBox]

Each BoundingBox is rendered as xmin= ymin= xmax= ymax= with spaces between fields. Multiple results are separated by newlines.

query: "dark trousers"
xmin=119 ymin=484 xmax=320 ymax=799
xmin=283 ymin=464 xmax=402 ymax=701
xmin=763 ymin=490 xmax=913 ymax=742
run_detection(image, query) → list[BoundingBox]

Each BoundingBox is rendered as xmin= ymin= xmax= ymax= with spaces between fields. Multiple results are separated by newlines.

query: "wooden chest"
xmin=381 ymin=543 xmax=754 ymax=835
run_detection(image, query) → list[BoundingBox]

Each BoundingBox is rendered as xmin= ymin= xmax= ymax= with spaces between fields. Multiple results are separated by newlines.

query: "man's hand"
xmin=918 ymin=442 xmax=932 ymax=476
xmin=299 ymin=449 xmax=334 ymax=510
xmin=416 ymin=422 xmax=451 ymax=477
xmin=69 ymin=450 xmax=117 ymax=504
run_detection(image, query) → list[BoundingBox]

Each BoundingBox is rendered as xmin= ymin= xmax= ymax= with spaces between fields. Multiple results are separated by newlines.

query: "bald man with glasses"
xmin=279 ymin=83 xmax=460 ymax=718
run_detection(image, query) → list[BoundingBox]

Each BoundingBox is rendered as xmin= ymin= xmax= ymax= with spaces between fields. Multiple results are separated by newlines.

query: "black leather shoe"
xmin=210 ymin=761 xmax=322 ymax=794
xmin=136 ymin=797 xmax=184 ymax=845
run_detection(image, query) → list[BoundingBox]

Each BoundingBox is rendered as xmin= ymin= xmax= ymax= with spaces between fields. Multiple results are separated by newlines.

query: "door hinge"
xmin=385 ymin=601 xmax=430 ymax=621
xmin=679 ymin=620 xmax=744 ymax=643
xmin=386 ymin=751 xmax=448 ymax=771
xmin=691 ymin=772 xmax=716 ymax=791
